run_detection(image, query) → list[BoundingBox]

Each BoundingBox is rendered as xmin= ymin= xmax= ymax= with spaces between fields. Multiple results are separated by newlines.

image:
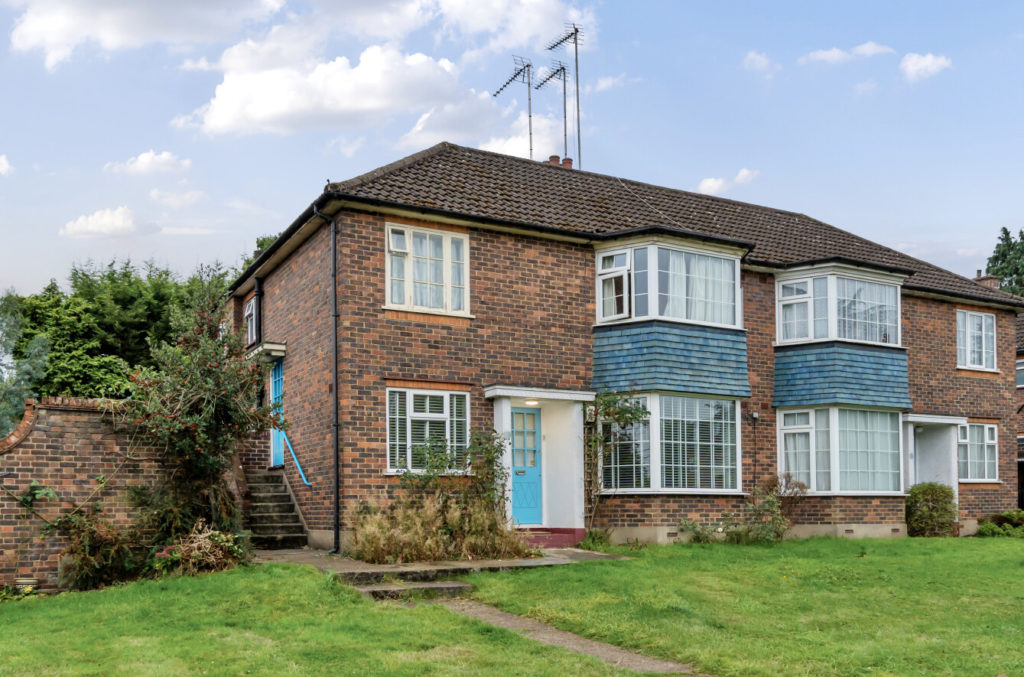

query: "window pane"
xmin=813 ymin=277 xmax=829 ymax=338
xmin=781 ymin=281 xmax=808 ymax=297
xmin=601 ymin=252 xmax=627 ymax=270
xmin=601 ymin=274 xmax=626 ymax=317
xmin=838 ymin=409 xmax=900 ymax=491
xmin=815 ymin=409 xmax=830 ymax=491
xmin=783 ymin=432 xmax=811 ymax=486
xmin=1017 ymin=361 xmax=1024 ymax=386
xmin=782 ymin=302 xmax=809 ymax=340
xmin=783 ymin=412 xmax=810 ymax=426
xmin=633 ymin=247 xmax=648 ymax=317
xmin=451 ymin=237 xmax=464 ymax=262
xmin=390 ymin=229 xmax=406 ymax=251
xmin=603 ymin=399 xmax=651 ymax=490
xmin=836 ymin=277 xmax=898 ymax=345
xmin=388 ymin=391 xmax=407 ymax=469
xmin=959 ymin=423 xmax=998 ymax=480
xmin=450 ymin=394 xmax=468 ymax=467
xmin=956 ymin=311 xmax=967 ymax=366
xmin=661 ymin=395 xmax=736 ymax=490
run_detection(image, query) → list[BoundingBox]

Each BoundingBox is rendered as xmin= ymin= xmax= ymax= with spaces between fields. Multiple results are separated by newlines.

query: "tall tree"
xmin=986 ymin=227 xmax=1024 ymax=296
xmin=0 ymin=293 xmax=49 ymax=435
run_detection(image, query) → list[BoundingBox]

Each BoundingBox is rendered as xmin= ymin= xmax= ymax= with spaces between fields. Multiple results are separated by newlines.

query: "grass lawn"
xmin=0 ymin=563 xmax=626 ymax=676
xmin=467 ymin=537 xmax=1024 ymax=677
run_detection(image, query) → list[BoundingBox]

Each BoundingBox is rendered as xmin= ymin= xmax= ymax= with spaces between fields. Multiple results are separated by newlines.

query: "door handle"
xmin=514 ymin=470 xmax=526 ymax=475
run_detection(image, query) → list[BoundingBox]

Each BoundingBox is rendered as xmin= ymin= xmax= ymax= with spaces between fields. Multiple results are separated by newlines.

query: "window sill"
xmin=803 ymin=491 xmax=907 ymax=497
xmin=955 ymin=366 xmax=1001 ymax=375
xmin=382 ymin=305 xmax=474 ymax=320
xmin=774 ymin=338 xmax=903 ymax=350
xmin=594 ymin=317 xmax=745 ymax=332
xmin=383 ymin=470 xmax=471 ymax=477
xmin=958 ymin=479 xmax=1001 ymax=484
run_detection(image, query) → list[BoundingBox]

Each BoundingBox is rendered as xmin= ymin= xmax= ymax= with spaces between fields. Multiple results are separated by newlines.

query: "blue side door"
xmin=511 ymin=408 xmax=542 ymax=525
xmin=270 ymin=360 xmax=284 ymax=466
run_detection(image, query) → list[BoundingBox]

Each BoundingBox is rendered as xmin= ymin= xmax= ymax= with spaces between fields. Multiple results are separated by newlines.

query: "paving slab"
xmin=255 ymin=547 xmax=625 ymax=584
xmin=436 ymin=598 xmax=703 ymax=675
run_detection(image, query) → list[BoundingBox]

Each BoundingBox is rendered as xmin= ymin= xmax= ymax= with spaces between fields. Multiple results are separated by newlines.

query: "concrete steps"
xmin=245 ymin=470 xmax=308 ymax=549
xmin=354 ymin=580 xmax=473 ymax=601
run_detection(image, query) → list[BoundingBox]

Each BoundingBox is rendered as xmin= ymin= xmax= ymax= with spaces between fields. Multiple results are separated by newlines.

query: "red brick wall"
xmin=0 ymin=399 xmax=162 ymax=589
xmin=903 ymin=297 xmax=1018 ymax=518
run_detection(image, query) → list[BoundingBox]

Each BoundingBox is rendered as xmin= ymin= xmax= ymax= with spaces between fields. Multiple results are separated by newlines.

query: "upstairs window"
xmin=956 ymin=310 xmax=996 ymax=370
xmin=776 ymin=273 xmax=900 ymax=346
xmin=596 ymin=243 xmax=741 ymax=327
xmin=1016 ymin=359 xmax=1024 ymax=387
xmin=243 ymin=298 xmax=256 ymax=345
xmin=957 ymin=423 xmax=998 ymax=481
xmin=387 ymin=225 xmax=469 ymax=315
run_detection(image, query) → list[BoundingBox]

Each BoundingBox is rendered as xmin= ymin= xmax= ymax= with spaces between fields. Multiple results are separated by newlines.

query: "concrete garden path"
xmin=257 ymin=547 xmax=703 ymax=674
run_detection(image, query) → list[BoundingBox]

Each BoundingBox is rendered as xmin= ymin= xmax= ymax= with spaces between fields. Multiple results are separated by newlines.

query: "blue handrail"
xmin=281 ymin=431 xmax=312 ymax=486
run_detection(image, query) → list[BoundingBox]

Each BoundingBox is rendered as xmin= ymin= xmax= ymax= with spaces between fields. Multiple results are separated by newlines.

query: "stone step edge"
xmin=338 ymin=559 xmax=562 ymax=585
xmin=355 ymin=580 xmax=473 ymax=601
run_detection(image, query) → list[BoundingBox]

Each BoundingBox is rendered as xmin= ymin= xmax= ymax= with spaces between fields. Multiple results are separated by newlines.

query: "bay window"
xmin=595 ymin=243 xmax=741 ymax=327
xmin=387 ymin=224 xmax=469 ymax=315
xmin=778 ymin=407 xmax=902 ymax=493
xmin=956 ymin=310 xmax=995 ymax=370
xmin=387 ymin=389 xmax=469 ymax=471
xmin=601 ymin=394 xmax=740 ymax=493
xmin=776 ymin=271 xmax=900 ymax=346
xmin=957 ymin=423 xmax=998 ymax=481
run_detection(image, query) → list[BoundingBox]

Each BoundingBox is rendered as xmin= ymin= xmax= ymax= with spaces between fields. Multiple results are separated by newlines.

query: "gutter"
xmin=312 ymin=204 xmax=343 ymax=554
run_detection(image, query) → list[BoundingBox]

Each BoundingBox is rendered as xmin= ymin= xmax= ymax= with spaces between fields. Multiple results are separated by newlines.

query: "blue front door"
xmin=511 ymin=408 xmax=542 ymax=525
xmin=270 ymin=360 xmax=284 ymax=466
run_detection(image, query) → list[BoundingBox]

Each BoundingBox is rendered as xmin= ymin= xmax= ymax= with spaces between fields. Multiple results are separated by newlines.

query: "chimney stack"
xmin=974 ymin=270 xmax=1001 ymax=289
xmin=561 ymin=157 xmax=573 ymax=169
xmin=549 ymin=155 xmax=560 ymax=166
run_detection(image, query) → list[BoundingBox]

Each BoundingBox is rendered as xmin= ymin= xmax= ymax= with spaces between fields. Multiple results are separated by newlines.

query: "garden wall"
xmin=0 ymin=398 xmax=256 ymax=589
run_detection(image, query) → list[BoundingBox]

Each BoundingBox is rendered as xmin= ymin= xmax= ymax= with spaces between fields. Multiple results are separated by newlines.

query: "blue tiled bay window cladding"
xmin=592 ymin=321 xmax=751 ymax=397
xmin=773 ymin=342 xmax=911 ymax=409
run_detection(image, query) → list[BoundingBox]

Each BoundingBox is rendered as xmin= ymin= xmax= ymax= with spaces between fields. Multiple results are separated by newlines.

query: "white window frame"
xmin=775 ymin=265 xmax=904 ymax=348
xmin=956 ymin=309 xmax=997 ymax=372
xmin=600 ymin=392 xmax=743 ymax=495
xmin=385 ymin=223 xmax=471 ymax=317
xmin=243 ymin=298 xmax=256 ymax=345
xmin=594 ymin=238 xmax=744 ymax=330
xmin=1017 ymin=359 xmax=1024 ymax=388
xmin=597 ymin=249 xmax=631 ymax=322
xmin=957 ymin=423 xmax=999 ymax=482
xmin=777 ymin=406 xmax=904 ymax=495
xmin=385 ymin=388 xmax=470 ymax=473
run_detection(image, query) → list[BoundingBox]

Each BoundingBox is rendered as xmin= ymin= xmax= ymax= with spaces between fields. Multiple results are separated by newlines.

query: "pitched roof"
xmin=326 ymin=142 xmax=1023 ymax=307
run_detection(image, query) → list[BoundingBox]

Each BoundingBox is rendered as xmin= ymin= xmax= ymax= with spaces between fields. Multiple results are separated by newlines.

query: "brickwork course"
xmin=228 ymin=142 xmax=1024 ymax=538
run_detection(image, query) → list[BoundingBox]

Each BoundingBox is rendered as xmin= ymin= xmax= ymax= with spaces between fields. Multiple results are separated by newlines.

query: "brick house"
xmin=229 ymin=142 xmax=1023 ymax=548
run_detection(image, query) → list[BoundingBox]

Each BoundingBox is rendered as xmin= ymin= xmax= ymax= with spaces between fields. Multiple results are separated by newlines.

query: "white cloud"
xmin=697 ymin=168 xmax=760 ymax=196
xmin=855 ymin=78 xmax=877 ymax=95
xmin=9 ymin=0 xmax=284 ymax=71
xmin=852 ymin=41 xmax=895 ymax=58
xmin=478 ymin=110 xmax=562 ymax=160
xmin=399 ymin=90 xmax=500 ymax=148
xmin=149 ymin=188 xmax=204 ymax=208
xmin=105 ymin=150 xmax=191 ymax=174
xmin=325 ymin=135 xmax=366 ymax=158
xmin=175 ymin=43 xmax=465 ymax=135
xmin=584 ymin=73 xmax=626 ymax=94
xmin=59 ymin=206 xmax=136 ymax=238
xmin=900 ymin=52 xmax=952 ymax=83
xmin=799 ymin=41 xmax=895 ymax=65
xmin=0 ymin=154 xmax=12 ymax=176
xmin=742 ymin=51 xmax=780 ymax=79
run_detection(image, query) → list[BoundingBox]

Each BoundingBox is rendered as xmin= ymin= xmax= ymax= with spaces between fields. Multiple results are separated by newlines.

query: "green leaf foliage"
xmin=0 ymin=293 xmax=49 ymax=435
xmin=905 ymin=482 xmax=957 ymax=537
xmin=985 ymin=226 xmax=1024 ymax=295
xmin=116 ymin=265 xmax=281 ymax=544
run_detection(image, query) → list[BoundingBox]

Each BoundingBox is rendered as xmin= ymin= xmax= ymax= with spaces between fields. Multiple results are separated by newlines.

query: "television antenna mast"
xmin=493 ymin=56 xmax=534 ymax=160
xmin=546 ymin=23 xmax=583 ymax=168
xmin=535 ymin=61 xmax=568 ymax=159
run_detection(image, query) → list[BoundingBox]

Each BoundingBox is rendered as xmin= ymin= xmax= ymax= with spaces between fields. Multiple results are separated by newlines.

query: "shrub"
xmin=679 ymin=490 xmax=789 ymax=545
xmin=42 ymin=507 xmax=139 ymax=590
xmin=758 ymin=473 xmax=808 ymax=519
xmin=351 ymin=431 xmax=533 ymax=564
xmin=906 ymin=482 xmax=957 ymax=537
xmin=152 ymin=520 xmax=249 ymax=575
xmin=578 ymin=528 xmax=611 ymax=550
xmin=976 ymin=510 xmax=1024 ymax=538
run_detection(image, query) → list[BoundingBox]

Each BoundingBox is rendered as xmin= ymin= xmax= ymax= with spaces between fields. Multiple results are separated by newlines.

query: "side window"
xmin=244 ymin=298 xmax=256 ymax=345
xmin=597 ymin=250 xmax=630 ymax=321
xmin=956 ymin=310 xmax=996 ymax=370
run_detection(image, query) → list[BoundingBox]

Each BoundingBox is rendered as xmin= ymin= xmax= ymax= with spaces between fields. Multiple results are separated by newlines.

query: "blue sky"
xmin=1 ymin=1 xmax=1021 ymax=293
